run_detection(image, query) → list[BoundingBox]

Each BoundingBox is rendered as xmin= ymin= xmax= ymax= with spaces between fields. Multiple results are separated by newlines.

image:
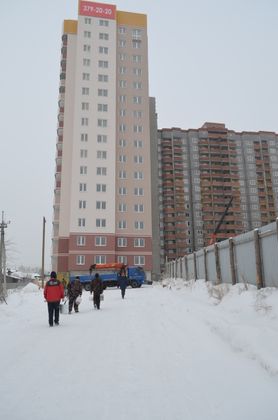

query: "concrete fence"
xmin=165 ymin=219 xmax=278 ymax=288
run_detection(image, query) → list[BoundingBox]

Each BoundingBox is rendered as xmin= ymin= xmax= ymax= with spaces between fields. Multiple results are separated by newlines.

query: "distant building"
xmin=157 ymin=123 xmax=278 ymax=269
xmin=52 ymin=1 xmax=153 ymax=279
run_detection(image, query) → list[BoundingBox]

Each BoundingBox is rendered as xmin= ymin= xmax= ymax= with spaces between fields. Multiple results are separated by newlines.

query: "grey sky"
xmin=0 ymin=0 xmax=277 ymax=269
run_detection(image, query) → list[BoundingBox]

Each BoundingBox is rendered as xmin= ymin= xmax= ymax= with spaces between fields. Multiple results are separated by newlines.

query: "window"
xmin=135 ymin=221 xmax=144 ymax=230
xmin=133 ymin=96 xmax=142 ymax=104
xmin=133 ymin=110 xmax=142 ymax=119
xmin=119 ymin=26 xmax=127 ymax=34
xmin=119 ymin=40 xmax=126 ymax=47
xmin=81 ymin=117 xmax=88 ymax=126
xmin=119 ymin=53 xmax=127 ymax=61
xmin=119 ymin=139 xmax=126 ymax=147
xmin=97 ymin=135 xmax=107 ymax=143
xmin=119 ymin=95 xmax=126 ymax=103
xmin=82 ymin=73 xmax=90 ymax=80
xmin=117 ymin=256 xmax=127 ymax=264
xmin=84 ymin=31 xmax=91 ymax=38
xmin=119 ymin=124 xmax=126 ymax=132
xmin=99 ymin=20 xmax=109 ymax=26
xmin=98 ymin=60 xmax=108 ymax=68
xmin=98 ymin=74 xmax=109 ymax=82
xmin=133 ymin=82 xmax=142 ymax=89
xmin=134 ymin=155 xmax=143 ymax=164
xmin=98 ymin=89 xmax=108 ymax=97
xmin=76 ymin=255 xmax=85 ymax=265
xmin=133 ymin=125 xmax=142 ymax=133
xmin=97 ymin=150 xmax=107 ymax=159
xmin=117 ymin=237 xmax=127 ymax=247
xmin=80 ymin=149 xmax=88 ymax=158
xmin=84 ymin=17 xmax=91 ymax=24
xmin=119 ymin=170 xmax=127 ymax=179
xmin=118 ymin=220 xmax=127 ymax=229
xmin=119 ymin=155 xmax=126 ymax=163
xmin=95 ymin=255 xmax=107 ymax=264
xmin=119 ymin=187 xmax=127 ymax=195
xmin=77 ymin=236 xmax=86 ymax=246
xmin=82 ymin=87 xmax=89 ymax=95
xmin=81 ymin=133 xmax=88 ymax=142
xmin=134 ymin=238 xmax=145 ymax=247
xmin=119 ymin=66 xmax=126 ymax=74
xmin=119 ymin=109 xmax=126 ymax=117
xmin=96 ymin=219 xmax=106 ymax=227
xmin=96 ymin=167 xmax=107 ymax=176
xmin=98 ymin=119 xmax=108 ymax=127
xmin=132 ymin=40 xmax=141 ymax=49
xmin=98 ymin=104 xmax=108 ymax=112
xmin=99 ymin=46 xmax=108 ymax=54
xmin=83 ymin=44 xmax=91 ymax=52
xmin=99 ymin=33 xmax=109 ymax=40
xmin=79 ymin=200 xmax=86 ymax=209
xmin=82 ymin=102 xmax=89 ymax=110
xmin=119 ymin=80 xmax=127 ymax=88
xmin=96 ymin=184 xmax=106 ymax=192
xmin=132 ymin=55 xmax=141 ymax=63
xmin=96 ymin=201 xmax=106 ymax=210
xmin=80 ymin=166 xmax=87 ymax=175
xmin=95 ymin=236 xmax=107 ymax=246
xmin=134 ymin=171 xmax=143 ymax=180
xmin=83 ymin=58 xmax=90 ymax=66
xmin=133 ymin=68 xmax=142 ymax=76
xmin=134 ymin=256 xmax=145 ymax=265
xmin=134 ymin=204 xmax=144 ymax=212
xmin=134 ymin=187 xmax=143 ymax=196
xmin=119 ymin=203 xmax=127 ymax=212
xmin=132 ymin=29 xmax=142 ymax=38
xmin=78 ymin=218 xmax=86 ymax=227
xmin=134 ymin=140 xmax=143 ymax=148
xmin=79 ymin=183 xmax=87 ymax=192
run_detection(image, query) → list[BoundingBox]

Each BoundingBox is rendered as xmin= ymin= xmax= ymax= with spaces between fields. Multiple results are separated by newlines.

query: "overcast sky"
xmin=0 ymin=0 xmax=277 ymax=270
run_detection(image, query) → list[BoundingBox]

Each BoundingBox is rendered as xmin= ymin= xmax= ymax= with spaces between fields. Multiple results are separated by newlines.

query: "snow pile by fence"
xmin=164 ymin=278 xmax=278 ymax=375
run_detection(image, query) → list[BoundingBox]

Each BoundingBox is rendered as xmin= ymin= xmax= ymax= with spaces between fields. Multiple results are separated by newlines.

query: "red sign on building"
xmin=79 ymin=1 xmax=116 ymax=20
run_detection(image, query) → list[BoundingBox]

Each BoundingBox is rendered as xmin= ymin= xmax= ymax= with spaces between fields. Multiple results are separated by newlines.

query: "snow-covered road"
xmin=0 ymin=281 xmax=278 ymax=420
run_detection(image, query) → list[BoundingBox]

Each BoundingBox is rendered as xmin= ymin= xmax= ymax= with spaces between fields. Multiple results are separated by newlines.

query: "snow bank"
xmin=21 ymin=282 xmax=40 ymax=293
xmin=165 ymin=278 xmax=278 ymax=376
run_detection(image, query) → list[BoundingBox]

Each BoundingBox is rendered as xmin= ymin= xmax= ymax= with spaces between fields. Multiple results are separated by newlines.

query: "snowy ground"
xmin=0 ymin=279 xmax=278 ymax=420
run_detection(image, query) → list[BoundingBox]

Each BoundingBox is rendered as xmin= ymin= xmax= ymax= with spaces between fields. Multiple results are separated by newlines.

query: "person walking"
xmin=90 ymin=273 xmax=103 ymax=310
xmin=118 ymin=269 xmax=129 ymax=299
xmin=67 ymin=276 xmax=82 ymax=313
xmin=44 ymin=271 xmax=64 ymax=327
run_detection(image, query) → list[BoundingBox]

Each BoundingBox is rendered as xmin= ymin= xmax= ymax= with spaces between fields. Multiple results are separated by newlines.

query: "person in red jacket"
xmin=44 ymin=271 xmax=64 ymax=327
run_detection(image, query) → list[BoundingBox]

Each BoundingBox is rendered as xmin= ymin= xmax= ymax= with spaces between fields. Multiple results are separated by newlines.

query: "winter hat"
xmin=50 ymin=271 xmax=57 ymax=278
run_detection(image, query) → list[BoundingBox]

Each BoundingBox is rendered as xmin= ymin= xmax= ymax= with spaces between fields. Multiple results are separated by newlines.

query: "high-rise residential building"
xmin=157 ymin=123 xmax=278 ymax=268
xmin=52 ymin=1 xmax=153 ymax=279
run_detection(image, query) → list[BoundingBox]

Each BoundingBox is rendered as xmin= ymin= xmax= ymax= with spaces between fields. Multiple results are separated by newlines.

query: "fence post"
xmin=185 ymin=255 xmax=188 ymax=281
xmin=214 ymin=243 xmax=222 ymax=285
xmin=180 ymin=258 xmax=183 ymax=279
xmin=229 ymin=238 xmax=237 ymax=285
xmin=254 ymin=229 xmax=264 ymax=289
xmin=193 ymin=252 xmax=197 ymax=281
xmin=204 ymin=248 xmax=208 ymax=282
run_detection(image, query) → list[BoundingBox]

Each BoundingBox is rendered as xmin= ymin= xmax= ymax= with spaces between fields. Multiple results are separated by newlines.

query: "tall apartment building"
xmin=157 ymin=123 xmax=278 ymax=268
xmin=52 ymin=1 xmax=153 ymax=279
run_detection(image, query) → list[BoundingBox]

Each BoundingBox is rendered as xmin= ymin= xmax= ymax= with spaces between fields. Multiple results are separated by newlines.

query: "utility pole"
xmin=41 ymin=217 xmax=46 ymax=289
xmin=0 ymin=211 xmax=10 ymax=302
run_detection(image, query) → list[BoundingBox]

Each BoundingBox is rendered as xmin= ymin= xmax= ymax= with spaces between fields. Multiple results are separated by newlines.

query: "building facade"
xmin=158 ymin=123 xmax=278 ymax=268
xmin=52 ymin=1 xmax=153 ymax=278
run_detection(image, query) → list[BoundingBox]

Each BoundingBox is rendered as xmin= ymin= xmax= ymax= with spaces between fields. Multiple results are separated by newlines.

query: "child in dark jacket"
xmin=67 ymin=276 xmax=82 ymax=313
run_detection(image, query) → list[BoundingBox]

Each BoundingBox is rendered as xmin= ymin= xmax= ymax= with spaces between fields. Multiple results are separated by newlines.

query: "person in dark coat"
xmin=118 ymin=269 xmax=129 ymax=299
xmin=90 ymin=273 xmax=103 ymax=310
xmin=67 ymin=276 xmax=82 ymax=313
xmin=44 ymin=271 xmax=64 ymax=327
